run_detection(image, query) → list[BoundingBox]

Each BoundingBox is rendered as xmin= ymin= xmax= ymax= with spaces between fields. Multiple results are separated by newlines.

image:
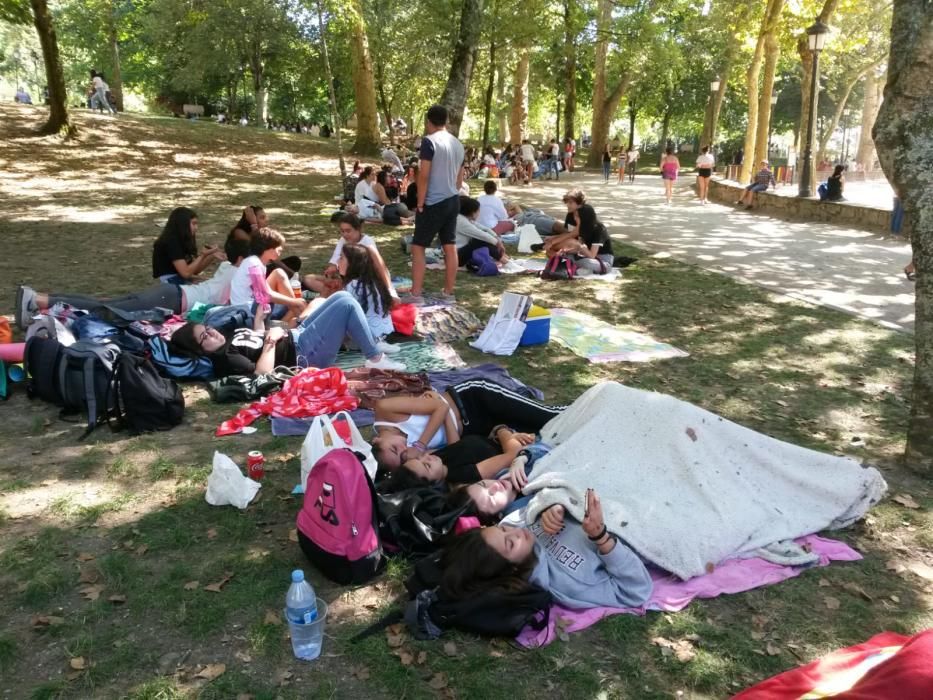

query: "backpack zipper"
xmin=351 ymin=523 xmax=358 ymax=537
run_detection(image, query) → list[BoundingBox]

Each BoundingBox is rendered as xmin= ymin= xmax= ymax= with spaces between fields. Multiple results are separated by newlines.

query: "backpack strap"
xmin=106 ymin=356 xmax=125 ymax=432
xmin=81 ymin=356 xmax=99 ymax=437
xmin=349 ymin=607 xmax=405 ymax=643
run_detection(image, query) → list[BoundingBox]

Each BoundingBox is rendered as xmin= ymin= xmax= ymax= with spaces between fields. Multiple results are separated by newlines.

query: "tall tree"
xmin=347 ymin=0 xmax=380 ymax=154
xmin=855 ymin=68 xmax=883 ymax=169
xmin=740 ymin=0 xmax=782 ymax=183
xmin=873 ymin=0 xmax=933 ymax=472
xmin=509 ymin=45 xmax=530 ymax=144
xmin=587 ymin=0 xmax=633 ymax=167
xmin=814 ymin=58 xmax=885 ymax=165
xmin=562 ymin=0 xmax=580 ymax=140
xmin=439 ymin=0 xmax=484 ymax=135
xmin=752 ymin=1 xmax=784 ymax=169
xmin=28 ymin=0 xmax=74 ymax=136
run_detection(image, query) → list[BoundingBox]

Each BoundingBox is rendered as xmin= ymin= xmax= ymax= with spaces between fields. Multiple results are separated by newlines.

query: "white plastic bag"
xmin=205 ymin=451 xmax=261 ymax=509
xmin=298 ymin=411 xmax=377 ymax=492
xmin=517 ymin=224 xmax=544 ymax=254
xmin=470 ymin=292 xmax=531 ymax=356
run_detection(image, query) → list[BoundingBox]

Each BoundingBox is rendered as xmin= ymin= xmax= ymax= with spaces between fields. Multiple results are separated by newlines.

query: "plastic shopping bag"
xmin=298 ymin=411 xmax=377 ymax=492
xmin=205 ymin=451 xmax=261 ymax=509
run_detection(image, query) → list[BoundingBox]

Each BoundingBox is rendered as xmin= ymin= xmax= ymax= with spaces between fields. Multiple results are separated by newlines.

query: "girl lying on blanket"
xmin=15 ymin=238 xmax=249 ymax=330
xmin=440 ymin=488 xmax=652 ymax=610
xmin=169 ymin=290 xmax=405 ymax=377
xmin=371 ymin=380 xmax=563 ymax=470
xmin=302 ymin=213 xmax=394 ymax=298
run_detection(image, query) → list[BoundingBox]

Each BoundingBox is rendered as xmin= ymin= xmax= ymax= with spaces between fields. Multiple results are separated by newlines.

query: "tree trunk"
xmin=627 ymin=103 xmax=637 ymax=150
xmin=815 ymin=60 xmax=884 ymax=165
xmin=855 ymin=70 xmax=883 ymax=169
xmin=315 ymin=0 xmax=346 ymax=178
xmin=740 ymin=0 xmax=782 ymax=182
xmin=495 ymin=62 xmax=508 ymax=143
xmin=556 ymin=97 xmax=561 ymax=141
xmin=482 ymin=40 xmax=497 ymax=152
xmin=374 ymin=55 xmax=395 ymax=147
xmin=659 ymin=107 xmax=672 ymax=162
xmin=440 ymin=0 xmax=485 ymax=136
xmin=348 ymin=0 xmax=381 ymax=155
xmin=710 ymin=70 xmax=729 ymax=148
xmin=509 ymin=46 xmax=530 ymax=145
xmin=29 ymin=0 xmax=74 ymax=137
xmin=797 ymin=0 xmax=841 ymax=190
xmin=108 ymin=2 xmax=123 ymax=112
xmin=587 ymin=0 xmax=631 ymax=167
xmin=873 ymin=0 xmax=933 ymax=472
xmin=562 ymin=0 xmax=577 ymax=140
xmin=753 ymin=21 xmax=782 ymax=168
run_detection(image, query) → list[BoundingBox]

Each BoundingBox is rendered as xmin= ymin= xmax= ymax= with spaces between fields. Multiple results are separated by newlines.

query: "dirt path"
xmin=500 ymin=172 xmax=915 ymax=332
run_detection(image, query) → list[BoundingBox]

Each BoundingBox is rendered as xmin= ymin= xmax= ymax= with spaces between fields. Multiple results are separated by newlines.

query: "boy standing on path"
xmin=408 ymin=104 xmax=465 ymax=304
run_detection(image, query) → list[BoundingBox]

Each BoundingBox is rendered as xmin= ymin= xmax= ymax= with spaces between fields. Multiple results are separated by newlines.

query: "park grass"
xmin=0 ymin=102 xmax=931 ymax=699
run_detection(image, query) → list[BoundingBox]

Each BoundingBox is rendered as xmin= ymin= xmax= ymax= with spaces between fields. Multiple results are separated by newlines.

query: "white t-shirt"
xmin=229 ymin=255 xmax=265 ymax=306
xmin=182 ymin=261 xmax=236 ymax=308
xmin=92 ymin=76 xmax=106 ymax=90
xmin=520 ymin=144 xmax=536 ymax=162
xmin=477 ymin=194 xmax=508 ymax=230
xmin=329 ymin=234 xmax=377 ymax=265
xmin=549 ymin=143 xmax=559 ymax=156
xmin=355 ymin=179 xmax=376 ymax=203
xmin=696 ymin=153 xmax=715 ymax=168
xmin=345 ymin=279 xmax=394 ymax=339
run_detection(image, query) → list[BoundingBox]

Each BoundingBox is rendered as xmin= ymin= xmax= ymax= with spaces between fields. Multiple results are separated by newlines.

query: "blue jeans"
xmin=291 ymin=291 xmax=378 ymax=368
xmin=602 ymin=162 xmax=611 ymax=181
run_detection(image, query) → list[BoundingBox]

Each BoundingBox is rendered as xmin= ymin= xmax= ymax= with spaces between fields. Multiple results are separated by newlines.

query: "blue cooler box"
xmin=519 ymin=305 xmax=550 ymax=346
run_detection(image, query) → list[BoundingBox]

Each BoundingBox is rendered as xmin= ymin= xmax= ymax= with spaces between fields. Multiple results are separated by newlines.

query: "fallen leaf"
xmin=78 ymin=567 xmax=100 ymax=584
xmin=274 ymin=670 xmax=293 ymax=686
xmin=775 ymin=400 xmax=788 ymax=407
xmin=685 ymin=427 xmax=698 ymax=442
xmin=206 ymin=528 xmax=218 ymax=540
xmin=443 ymin=641 xmax=458 ymax=657
xmin=750 ymin=630 xmax=765 ymax=641
xmin=264 ymin=609 xmax=283 ymax=626
xmin=395 ymin=649 xmax=414 ymax=666
xmin=76 ymin=552 xmax=95 ymax=562
xmin=841 ymin=582 xmax=873 ymax=602
xmin=109 ymin=594 xmax=127 ymax=604
xmin=351 ymin=666 xmax=370 ymax=681
xmin=893 ymin=494 xmax=920 ymax=509
xmin=288 ymin=529 xmax=298 ymax=543
xmin=823 ymin=595 xmax=840 ymax=610
xmin=416 ymin=651 xmax=427 ymax=665
xmin=705 ymin=562 xmax=715 ymax=574
xmin=765 ymin=642 xmax=781 ymax=656
xmin=386 ymin=633 xmax=405 ymax=648
xmin=885 ymin=559 xmax=906 ymax=574
xmin=274 ymin=452 xmax=296 ymax=463
xmin=80 ymin=584 xmax=105 ymax=601
xmin=184 ymin=580 xmax=200 ymax=591
xmin=69 ymin=656 xmax=87 ymax=670
xmin=195 ymin=663 xmax=226 ymax=681
xmin=31 ymin=614 xmax=65 ymax=628
xmin=386 ymin=623 xmax=404 ymax=635
xmin=135 ymin=544 xmax=149 ymax=557
xmin=234 ymin=651 xmax=252 ymax=663
xmin=818 ymin=578 xmax=831 ymax=587
xmin=429 ymin=672 xmax=448 ymax=690
xmin=890 ymin=595 xmax=900 ymax=603
xmin=203 ymin=572 xmax=234 ymax=593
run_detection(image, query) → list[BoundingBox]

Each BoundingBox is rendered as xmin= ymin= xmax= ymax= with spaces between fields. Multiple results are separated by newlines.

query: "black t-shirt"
xmin=209 ymin=328 xmax=297 ymax=377
xmin=405 ymin=182 xmax=418 ymax=210
xmin=565 ymin=204 xmax=613 ymax=257
xmin=602 ymin=150 xmax=612 ymax=163
xmin=152 ymin=236 xmax=194 ymax=279
xmin=827 ymin=176 xmax=844 ymax=201
xmin=433 ymin=435 xmax=500 ymax=484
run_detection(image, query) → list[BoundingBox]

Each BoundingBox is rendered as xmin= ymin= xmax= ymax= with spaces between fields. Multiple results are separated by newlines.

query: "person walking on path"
xmin=407 ymin=104 xmax=465 ymax=305
xmin=660 ymin=147 xmax=680 ymax=205
xmin=602 ymin=143 xmax=613 ymax=182
xmin=616 ymin=149 xmax=628 ymax=184
xmin=626 ymin=146 xmax=638 ymax=183
xmin=89 ymin=71 xmax=115 ymax=115
xmin=695 ymin=146 xmax=715 ymax=204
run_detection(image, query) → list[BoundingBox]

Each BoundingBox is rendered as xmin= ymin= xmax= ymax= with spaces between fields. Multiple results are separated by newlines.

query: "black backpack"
xmin=56 ymin=340 xmax=123 ymax=437
xmin=402 ymin=551 xmax=552 ymax=639
xmin=111 ymin=353 xmax=184 ymax=434
xmin=24 ymin=334 xmax=65 ymax=405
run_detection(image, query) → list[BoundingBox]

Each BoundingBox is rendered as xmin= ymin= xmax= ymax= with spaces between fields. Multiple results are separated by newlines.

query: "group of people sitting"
xmin=16 ymin=205 xmax=411 ymax=375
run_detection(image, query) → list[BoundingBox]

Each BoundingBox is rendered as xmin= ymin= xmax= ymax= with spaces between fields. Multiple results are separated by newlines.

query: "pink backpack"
xmin=296 ymin=449 xmax=384 ymax=584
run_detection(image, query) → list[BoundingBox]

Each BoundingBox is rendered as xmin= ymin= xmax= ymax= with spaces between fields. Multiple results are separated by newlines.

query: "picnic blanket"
xmin=415 ymin=305 xmax=484 ymax=344
xmin=331 ymin=340 xmax=466 ymax=373
xmin=506 ymin=258 xmax=621 ymax=281
xmin=549 ymin=308 xmax=688 ymax=362
xmin=517 ymin=535 xmax=860 ymax=647
xmin=526 ymin=382 xmax=887 ymax=580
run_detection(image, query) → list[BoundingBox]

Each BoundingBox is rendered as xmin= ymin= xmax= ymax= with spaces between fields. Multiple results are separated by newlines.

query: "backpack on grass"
xmin=540 ymin=253 xmax=577 ymax=281
xmin=110 ymin=353 xmax=184 ymax=434
xmin=296 ymin=449 xmax=385 ymax=585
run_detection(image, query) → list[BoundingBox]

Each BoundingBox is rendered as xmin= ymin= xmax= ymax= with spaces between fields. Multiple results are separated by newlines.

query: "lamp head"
xmin=710 ymin=78 xmax=720 ymax=92
xmin=806 ymin=19 xmax=830 ymax=51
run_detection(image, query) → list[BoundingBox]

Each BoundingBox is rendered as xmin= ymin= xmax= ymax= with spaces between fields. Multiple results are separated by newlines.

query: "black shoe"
xmin=530 ymin=243 xmax=545 ymax=253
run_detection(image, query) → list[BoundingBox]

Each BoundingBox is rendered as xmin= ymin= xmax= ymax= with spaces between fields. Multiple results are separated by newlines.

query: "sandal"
xmin=905 ymin=264 xmax=916 ymax=281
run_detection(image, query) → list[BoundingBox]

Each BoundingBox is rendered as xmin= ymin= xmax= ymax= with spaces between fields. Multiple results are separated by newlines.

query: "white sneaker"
xmin=376 ymin=341 xmax=401 ymax=354
xmin=365 ymin=354 xmax=406 ymax=371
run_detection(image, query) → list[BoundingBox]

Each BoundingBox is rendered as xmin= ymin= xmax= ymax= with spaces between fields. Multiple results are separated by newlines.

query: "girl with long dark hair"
xmin=152 ymin=207 xmax=221 ymax=283
xmin=338 ymin=244 xmax=398 ymax=349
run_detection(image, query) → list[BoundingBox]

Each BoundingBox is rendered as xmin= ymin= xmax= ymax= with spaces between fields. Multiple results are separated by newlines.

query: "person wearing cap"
xmin=735 ymin=160 xmax=776 ymax=209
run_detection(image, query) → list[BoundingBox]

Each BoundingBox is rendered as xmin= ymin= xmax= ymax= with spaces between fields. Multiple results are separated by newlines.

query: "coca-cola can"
xmin=247 ymin=450 xmax=265 ymax=481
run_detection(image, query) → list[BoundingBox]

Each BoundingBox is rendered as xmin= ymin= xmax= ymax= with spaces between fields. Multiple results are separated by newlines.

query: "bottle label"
xmin=302 ymin=610 xmax=318 ymax=624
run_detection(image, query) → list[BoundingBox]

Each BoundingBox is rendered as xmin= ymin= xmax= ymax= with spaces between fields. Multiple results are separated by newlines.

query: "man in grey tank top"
xmin=408 ymin=104 xmax=465 ymax=304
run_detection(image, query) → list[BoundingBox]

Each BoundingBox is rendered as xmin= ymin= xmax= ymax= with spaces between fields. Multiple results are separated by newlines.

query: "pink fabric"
xmin=517 ymin=535 xmax=861 ymax=647
xmin=493 ymin=220 xmax=515 ymax=234
xmin=454 ymin=516 xmax=481 ymax=535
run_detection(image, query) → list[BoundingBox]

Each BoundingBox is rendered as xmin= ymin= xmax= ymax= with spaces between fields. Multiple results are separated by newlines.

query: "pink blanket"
xmin=517 ymin=535 xmax=860 ymax=647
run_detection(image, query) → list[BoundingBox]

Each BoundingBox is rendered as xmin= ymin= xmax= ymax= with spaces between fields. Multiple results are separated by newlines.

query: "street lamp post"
xmin=841 ymin=107 xmax=851 ymax=165
xmin=799 ymin=19 xmax=830 ymax=198
xmin=707 ymin=77 xmax=720 ymax=149
xmin=767 ymin=92 xmax=778 ymax=162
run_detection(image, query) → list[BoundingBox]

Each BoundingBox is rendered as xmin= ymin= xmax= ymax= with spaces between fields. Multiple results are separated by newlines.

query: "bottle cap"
xmin=291 ymin=569 xmax=304 ymax=583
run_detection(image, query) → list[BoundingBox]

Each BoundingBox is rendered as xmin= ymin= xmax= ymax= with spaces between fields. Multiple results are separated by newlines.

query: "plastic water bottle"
xmin=285 ymin=570 xmax=321 ymax=660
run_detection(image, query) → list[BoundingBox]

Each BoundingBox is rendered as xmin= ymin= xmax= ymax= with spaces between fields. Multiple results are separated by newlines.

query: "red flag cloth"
xmin=732 ymin=630 xmax=933 ymax=700
xmin=216 ymin=366 xmax=359 ymax=436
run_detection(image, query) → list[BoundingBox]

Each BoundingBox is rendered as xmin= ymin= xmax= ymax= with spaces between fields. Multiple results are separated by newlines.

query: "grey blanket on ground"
xmin=522 ymin=382 xmax=887 ymax=580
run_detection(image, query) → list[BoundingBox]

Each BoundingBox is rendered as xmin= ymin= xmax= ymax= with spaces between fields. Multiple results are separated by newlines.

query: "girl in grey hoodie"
xmin=441 ymin=489 xmax=652 ymax=610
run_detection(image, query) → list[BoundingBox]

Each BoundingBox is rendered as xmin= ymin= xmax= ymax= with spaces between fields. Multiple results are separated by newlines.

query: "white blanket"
xmin=523 ymin=382 xmax=887 ymax=580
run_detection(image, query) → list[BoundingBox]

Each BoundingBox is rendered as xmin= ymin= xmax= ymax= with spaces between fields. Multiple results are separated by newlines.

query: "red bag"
xmin=390 ymin=303 xmax=417 ymax=335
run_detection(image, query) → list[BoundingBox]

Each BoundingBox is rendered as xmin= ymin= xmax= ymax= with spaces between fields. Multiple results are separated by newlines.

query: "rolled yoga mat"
xmin=0 ymin=343 xmax=25 ymax=363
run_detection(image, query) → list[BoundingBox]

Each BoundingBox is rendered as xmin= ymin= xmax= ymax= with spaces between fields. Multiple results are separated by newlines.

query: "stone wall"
xmin=707 ymin=179 xmax=910 ymax=238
